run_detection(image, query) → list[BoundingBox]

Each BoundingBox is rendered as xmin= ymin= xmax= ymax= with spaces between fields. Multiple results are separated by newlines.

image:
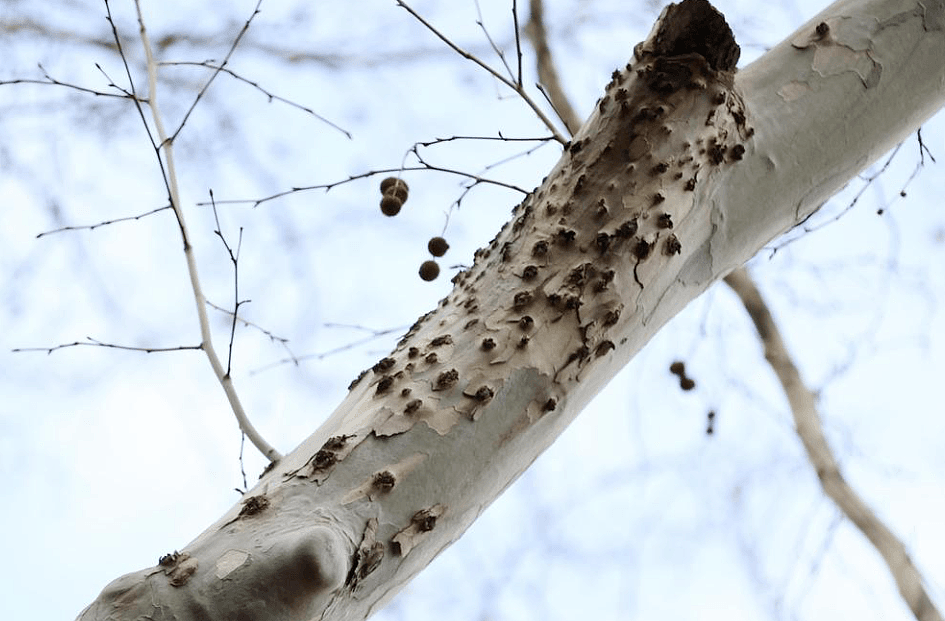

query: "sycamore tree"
xmin=2 ymin=0 xmax=944 ymax=620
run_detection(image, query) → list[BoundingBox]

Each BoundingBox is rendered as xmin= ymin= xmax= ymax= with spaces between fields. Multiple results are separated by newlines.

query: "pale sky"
xmin=1 ymin=0 xmax=943 ymax=619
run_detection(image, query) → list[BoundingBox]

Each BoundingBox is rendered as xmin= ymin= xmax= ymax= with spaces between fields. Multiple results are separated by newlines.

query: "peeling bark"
xmin=78 ymin=0 xmax=945 ymax=619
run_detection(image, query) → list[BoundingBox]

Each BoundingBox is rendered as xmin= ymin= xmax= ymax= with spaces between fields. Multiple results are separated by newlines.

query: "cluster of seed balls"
xmin=378 ymin=176 xmax=450 ymax=281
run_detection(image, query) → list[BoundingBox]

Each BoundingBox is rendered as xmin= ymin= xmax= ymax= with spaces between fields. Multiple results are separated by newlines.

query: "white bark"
xmin=78 ymin=0 xmax=945 ymax=619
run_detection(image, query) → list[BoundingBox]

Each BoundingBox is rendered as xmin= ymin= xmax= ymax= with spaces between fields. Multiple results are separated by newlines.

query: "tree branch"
xmin=129 ymin=0 xmax=281 ymax=462
xmin=723 ymin=266 xmax=942 ymax=621
xmin=525 ymin=0 xmax=581 ymax=136
xmin=395 ymin=0 xmax=567 ymax=145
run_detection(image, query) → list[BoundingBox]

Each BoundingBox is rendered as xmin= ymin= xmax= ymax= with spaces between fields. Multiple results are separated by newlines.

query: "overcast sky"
xmin=1 ymin=0 xmax=943 ymax=619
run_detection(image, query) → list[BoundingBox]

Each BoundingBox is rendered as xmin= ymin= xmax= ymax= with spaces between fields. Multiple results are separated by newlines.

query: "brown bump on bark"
xmin=434 ymin=369 xmax=459 ymax=391
xmin=372 ymin=471 xmax=396 ymax=492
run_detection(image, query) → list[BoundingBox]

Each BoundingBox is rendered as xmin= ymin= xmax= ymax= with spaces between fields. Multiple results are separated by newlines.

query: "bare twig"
xmin=209 ymin=190 xmax=250 ymax=376
xmin=511 ymin=0 xmax=523 ymax=86
xmin=724 ymin=266 xmax=942 ymax=621
xmin=0 ymin=63 xmax=139 ymax=100
xmin=473 ymin=0 xmax=515 ymax=81
xmin=525 ymin=0 xmax=581 ymax=136
xmin=36 ymin=205 xmax=172 ymax=238
xmin=160 ymin=60 xmax=351 ymax=138
xmin=13 ymin=337 xmax=202 ymax=354
xmin=251 ymin=324 xmax=406 ymax=374
xmin=206 ymin=300 xmax=300 ymax=365
xmin=129 ymin=0 xmax=281 ymax=462
xmin=168 ymin=0 xmax=262 ymax=142
xmin=416 ymin=132 xmax=555 ymax=147
xmin=395 ymin=0 xmax=566 ymax=145
xmin=202 ymin=165 xmax=529 ymax=208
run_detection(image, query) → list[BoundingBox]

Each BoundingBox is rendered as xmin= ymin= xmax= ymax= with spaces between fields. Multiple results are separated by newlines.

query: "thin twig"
xmin=36 ymin=205 xmax=172 ymax=238
xmin=131 ymin=0 xmax=281 ymax=462
xmin=251 ymin=324 xmax=407 ymax=374
xmin=724 ymin=267 xmax=943 ymax=621
xmin=473 ymin=0 xmax=515 ymax=81
xmin=512 ymin=0 xmax=523 ymax=86
xmin=396 ymin=0 xmax=566 ymax=145
xmin=209 ymin=190 xmax=250 ymax=377
xmin=13 ymin=337 xmax=202 ymax=354
xmin=206 ymin=300 xmax=299 ymax=364
xmin=169 ymin=0 xmax=263 ymax=142
xmin=0 ymin=63 xmax=138 ymax=100
xmin=201 ymin=165 xmax=529 ymax=208
xmin=160 ymin=60 xmax=351 ymax=138
xmin=417 ymin=132 xmax=555 ymax=147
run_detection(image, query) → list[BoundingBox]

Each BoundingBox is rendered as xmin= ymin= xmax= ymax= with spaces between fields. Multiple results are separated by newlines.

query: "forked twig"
xmin=160 ymin=60 xmax=350 ymax=137
xmin=396 ymin=0 xmax=566 ymax=145
xmin=125 ymin=0 xmax=281 ymax=461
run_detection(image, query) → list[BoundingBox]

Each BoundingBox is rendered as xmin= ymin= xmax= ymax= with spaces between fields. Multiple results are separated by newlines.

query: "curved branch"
xmin=132 ymin=0 xmax=281 ymax=463
xmin=724 ymin=267 xmax=942 ymax=621
xmin=525 ymin=0 xmax=581 ymax=136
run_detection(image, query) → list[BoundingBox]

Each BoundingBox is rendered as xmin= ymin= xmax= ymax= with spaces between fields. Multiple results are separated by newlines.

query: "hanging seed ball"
xmin=419 ymin=260 xmax=440 ymax=281
xmin=380 ymin=177 xmax=409 ymax=203
xmin=427 ymin=236 xmax=449 ymax=257
xmin=380 ymin=195 xmax=403 ymax=217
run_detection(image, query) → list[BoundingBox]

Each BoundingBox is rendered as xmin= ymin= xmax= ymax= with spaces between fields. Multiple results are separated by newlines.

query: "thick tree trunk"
xmin=79 ymin=0 xmax=944 ymax=619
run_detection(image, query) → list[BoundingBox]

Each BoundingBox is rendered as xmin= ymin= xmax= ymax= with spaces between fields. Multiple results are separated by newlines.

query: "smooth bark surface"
xmin=79 ymin=0 xmax=945 ymax=619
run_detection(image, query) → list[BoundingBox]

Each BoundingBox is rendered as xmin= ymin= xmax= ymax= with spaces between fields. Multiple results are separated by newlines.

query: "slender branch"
xmin=512 ymin=0 xmax=523 ymax=86
xmin=205 ymin=300 xmax=299 ymax=365
xmin=0 ymin=63 xmax=138 ymax=100
xmin=202 ymin=165 xmax=529 ymax=208
xmin=395 ymin=0 xmax=566 ymax=145
xmin=159 ymin=60 xmax=351 ymax=138
xmin=12 ymin=338 xmax=202 ymax=355
xmin=131 ymin=0 xmax=281 ymax=462
xmin=209 ymin=190 xmax=249 ymax=376
xmin=473 ymin=0 xmax=515 ymax=81
xmin=36 ymin=205 xmax=172 ymax=238
xmin=724 ymin=267 xmax=942 ymax=621
xmin=168 ymin=0 xmax=263 ymax=142
xmin=525 ymin=0 xmax=581 ymax=136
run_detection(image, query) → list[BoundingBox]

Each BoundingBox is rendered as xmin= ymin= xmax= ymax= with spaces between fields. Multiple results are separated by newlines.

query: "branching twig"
xmin=128 ymin=0 xmax=281 ymax=462
xmin=209 ymin=190 xmax=250 ymax=376
xmin=206 ymin=300 xmax=300 ymax=365
xmin=160 ymin=60 xmax=351 ymax=138
xmin=724 ymin=267 xmax=943 ymax=621
xmin=473 ymin=0 xmax=515 ymax=82
xmin=395 ymin=0 xmax=566 ymax=145
xmin=0 ymin=63 xmax=139 ymax=100
xmin=168 ymin=0 xmax=262 ymax=142
xmin=525 ymin=0 xmax=581 ymax=136
xmin=251 ymin=324 xmax=406 ymax=374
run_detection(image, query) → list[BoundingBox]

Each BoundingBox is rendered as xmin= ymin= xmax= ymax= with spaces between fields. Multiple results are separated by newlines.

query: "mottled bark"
xmin=79 ymin=0 xmax=945 ymax=619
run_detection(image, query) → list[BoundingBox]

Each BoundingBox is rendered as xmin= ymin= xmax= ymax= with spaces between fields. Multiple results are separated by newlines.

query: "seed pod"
xmin=380 ymin=177 xmax=409 ymax=202
xmin=380 ymin=195 xmax=403 ymax=217
xmin=419 ymin=260 xmax=440 ymax=281
xmin=427 ymin=236 xmax=449 ymax=257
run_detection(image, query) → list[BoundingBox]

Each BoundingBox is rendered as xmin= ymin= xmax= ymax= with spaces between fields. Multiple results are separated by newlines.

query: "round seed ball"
xmin=427 ymin=236 xmax=449 ymax=257
xmin=380 ymin=195 xmax=403 ymax=217
xmin=380 ymin=177 xmax=409 ymax=202
xmin=419 ymin=260 xmax=440 ymax=281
